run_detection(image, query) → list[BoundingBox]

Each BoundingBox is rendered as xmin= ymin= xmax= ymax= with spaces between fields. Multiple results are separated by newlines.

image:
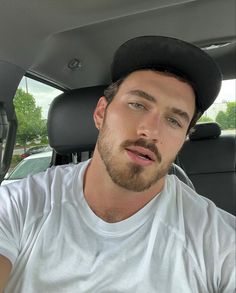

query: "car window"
xmin=8 ymin=156 xmax=52 ymax=180
xmin=18 ymin=77 xmax=62 ymax=118
xmin=10 ymin=77 xmax=235 ymax=177
xmin=198 ymin=79 xmax=236 ymax=134
xmin=11 ymin=77 xmax=62 ymax=173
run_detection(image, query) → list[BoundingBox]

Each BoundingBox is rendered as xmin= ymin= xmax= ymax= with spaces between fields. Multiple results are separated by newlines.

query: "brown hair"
xmin=104 ymin=70 xmax=202 ymax=134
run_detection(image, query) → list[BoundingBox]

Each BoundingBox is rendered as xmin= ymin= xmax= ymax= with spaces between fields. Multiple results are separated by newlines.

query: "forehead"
xmin=117 ymin=70 xmax=196 ymax=101
xmin=109 ymin=70 xmax=196 ymax=121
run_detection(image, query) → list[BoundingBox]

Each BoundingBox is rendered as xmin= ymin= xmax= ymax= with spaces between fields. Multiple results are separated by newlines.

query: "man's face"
xmin=94 ymin=70 xmax=195 ymax=192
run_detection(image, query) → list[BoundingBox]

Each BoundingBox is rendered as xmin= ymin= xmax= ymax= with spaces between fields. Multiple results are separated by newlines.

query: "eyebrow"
xmin=169 ymin=107 xmax=190 ymax=124
xmin=128 ymin=89 xmax=156 ymax=103
xmin=128 ymin=89 xmax=191 ymax=124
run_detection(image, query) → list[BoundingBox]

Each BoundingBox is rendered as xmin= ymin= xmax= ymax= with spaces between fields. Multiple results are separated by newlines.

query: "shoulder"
xmin=164 ymin=175 xmax=235 ymax=290
xmin=1 ymin=163 xmax=76 ymax=197
xmin=165 ymin=175 xmax=235 ymax=289
xmin=0 ymin=161 xmax=87 ymax=222
xmin=165 ymin=175 xmax=235 ymax=254
xmin=166 ymin=174 xmax=235 ymax=231
xmin=0 ymin=161 xmax=88 ymax=266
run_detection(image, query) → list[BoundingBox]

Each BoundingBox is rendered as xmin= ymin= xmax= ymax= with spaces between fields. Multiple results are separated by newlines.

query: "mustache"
xmin=121 ymin=138 xmax=162 ymax=162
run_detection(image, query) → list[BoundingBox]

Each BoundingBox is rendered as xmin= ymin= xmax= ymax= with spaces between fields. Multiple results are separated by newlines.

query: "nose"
xmin=136 ymin=113 xmax=160 ymax=142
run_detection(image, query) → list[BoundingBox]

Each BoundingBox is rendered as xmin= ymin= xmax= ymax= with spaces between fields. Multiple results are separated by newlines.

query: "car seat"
xmin=178 ymin=122 xmax=236 ymax=215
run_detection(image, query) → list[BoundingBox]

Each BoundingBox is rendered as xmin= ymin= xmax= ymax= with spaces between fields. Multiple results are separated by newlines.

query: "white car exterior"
xmin=1 ymin=151 xmax=52 ymax=185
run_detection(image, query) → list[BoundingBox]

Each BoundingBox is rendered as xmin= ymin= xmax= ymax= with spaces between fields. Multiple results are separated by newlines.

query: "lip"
xmin=125 ymin=146 xmax=156 ymax=166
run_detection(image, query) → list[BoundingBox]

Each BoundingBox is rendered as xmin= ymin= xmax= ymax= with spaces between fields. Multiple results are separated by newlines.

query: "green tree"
xmin=216 ymin=102 xmax=236 ymax=130
xmin=225 ymin=102 xmax=236 ymax=129
xmin=14 ymin=89 xmax=47 ymax=148
xmin=216 ymin=111 xmax=229 ymax=130
xmin=198 ymin=115 xmax=213 ymax=123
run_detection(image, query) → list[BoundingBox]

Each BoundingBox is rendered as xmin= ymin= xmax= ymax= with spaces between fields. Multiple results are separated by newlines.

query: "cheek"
xmin=101 ymin=114 xmax=126 ymax=150
xmin=106 ymin=105 xmax=136 ymax=136
xmin=159 ymin=131 xmax=186 ymax=158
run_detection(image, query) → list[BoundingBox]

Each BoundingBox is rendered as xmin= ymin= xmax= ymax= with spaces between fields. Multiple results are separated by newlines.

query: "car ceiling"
xmin=0 ymin=0 xmax=235 ymax=180
xmin=0 ymin=0 xmax=235 ymax=94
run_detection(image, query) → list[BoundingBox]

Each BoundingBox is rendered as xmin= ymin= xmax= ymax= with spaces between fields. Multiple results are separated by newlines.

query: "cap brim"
xmin=111 ymin=36 xmax=222 ymax=113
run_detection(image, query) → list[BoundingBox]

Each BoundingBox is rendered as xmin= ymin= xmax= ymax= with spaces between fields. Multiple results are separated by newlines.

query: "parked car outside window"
xmin=2 ymin=151 xmax=52 ymax=185
xmin=20 ymin=145 xmax=52 ymax=159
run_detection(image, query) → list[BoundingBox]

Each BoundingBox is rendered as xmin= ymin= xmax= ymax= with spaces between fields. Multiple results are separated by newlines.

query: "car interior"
xmin=0 ymin=0 xmax=235 ymax=215
xmin=178 ymin=122 xmax=236 ymax=215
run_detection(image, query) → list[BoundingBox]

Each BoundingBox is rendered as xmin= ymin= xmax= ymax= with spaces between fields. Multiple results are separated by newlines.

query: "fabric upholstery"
xmin=179 ymin=122 xmax=236 ymax=215
xmin=48 ymin=86 xmax=105 ymax=154
xmin=189 ymin=122 xmax=221 ymax=140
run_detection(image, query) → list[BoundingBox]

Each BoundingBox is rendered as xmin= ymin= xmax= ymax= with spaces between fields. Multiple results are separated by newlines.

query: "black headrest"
xmin=189 ymin=122 xmax=221 ymax=141
xmin=47 ymin=86 xmax=106 ymax=154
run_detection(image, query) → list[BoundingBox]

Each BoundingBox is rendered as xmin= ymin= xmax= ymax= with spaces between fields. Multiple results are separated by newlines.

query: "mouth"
xmin=125 ymin=146 xmax=156 ymax=166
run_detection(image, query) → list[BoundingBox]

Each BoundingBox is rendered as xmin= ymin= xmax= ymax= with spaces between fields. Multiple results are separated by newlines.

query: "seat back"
xmin=48 ymin=86 xmax=105 ymax=155
xmin=178 ymin=122 xmax=236 ymax=215
xmin=47 ymin=86 xmax=195 ymax=189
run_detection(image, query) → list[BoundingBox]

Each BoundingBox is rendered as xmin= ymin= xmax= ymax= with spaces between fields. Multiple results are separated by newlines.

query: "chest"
xmin=7 ymin=206 xmax=206 ymax=293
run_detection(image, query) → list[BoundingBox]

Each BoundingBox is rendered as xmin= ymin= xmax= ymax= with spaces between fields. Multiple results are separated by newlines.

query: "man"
xmin=0 ymin=36 xmax=235 ymax=292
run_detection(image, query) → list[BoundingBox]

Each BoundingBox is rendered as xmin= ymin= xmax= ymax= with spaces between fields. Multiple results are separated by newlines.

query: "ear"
xmin=93 ymin=96 xmax=108 ymax=129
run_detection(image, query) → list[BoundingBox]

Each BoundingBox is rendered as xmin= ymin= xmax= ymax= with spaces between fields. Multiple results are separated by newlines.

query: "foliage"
xmin=215 ymin=111 xmax=228 ymax=129
xmin=198 ymin=115 xmax=213 ymax=123
xmin=14 ymin=89 xmax=48 ymax=147
xmin=40 ymin=134 xmax=49 ymax=144
xmin=226 ymin=102 xmax=236 ymax=129
xmin=216 ymin=102 xmax=236 ymax=130
xmin=10 ymin=155 xmax=22 ymax=169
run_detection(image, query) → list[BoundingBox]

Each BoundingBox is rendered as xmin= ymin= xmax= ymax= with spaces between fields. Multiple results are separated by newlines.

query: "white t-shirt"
xmin=0 ymin=160 xmax=235 ymax=293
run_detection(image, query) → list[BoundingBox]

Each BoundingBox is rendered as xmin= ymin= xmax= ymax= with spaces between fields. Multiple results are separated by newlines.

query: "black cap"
xmin=111 ymin=36 xmax=222 ymax=113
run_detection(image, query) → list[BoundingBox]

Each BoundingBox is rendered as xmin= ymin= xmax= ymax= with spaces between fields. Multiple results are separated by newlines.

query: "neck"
xmin=83 ymin=149 xmax=165 ymax=223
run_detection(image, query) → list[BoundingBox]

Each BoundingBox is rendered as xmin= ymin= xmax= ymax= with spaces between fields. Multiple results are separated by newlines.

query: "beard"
xmin=97 ymin=117 xmax=174 ymax=192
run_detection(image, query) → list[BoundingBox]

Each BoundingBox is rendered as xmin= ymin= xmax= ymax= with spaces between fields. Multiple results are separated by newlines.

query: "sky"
xmin=19 ymin=77 xmax=62 ymax=118
xmin=215 ymin=79 xmax=236 ymax=104
xmin=19 ymin=77 xmax=235 ymax=119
